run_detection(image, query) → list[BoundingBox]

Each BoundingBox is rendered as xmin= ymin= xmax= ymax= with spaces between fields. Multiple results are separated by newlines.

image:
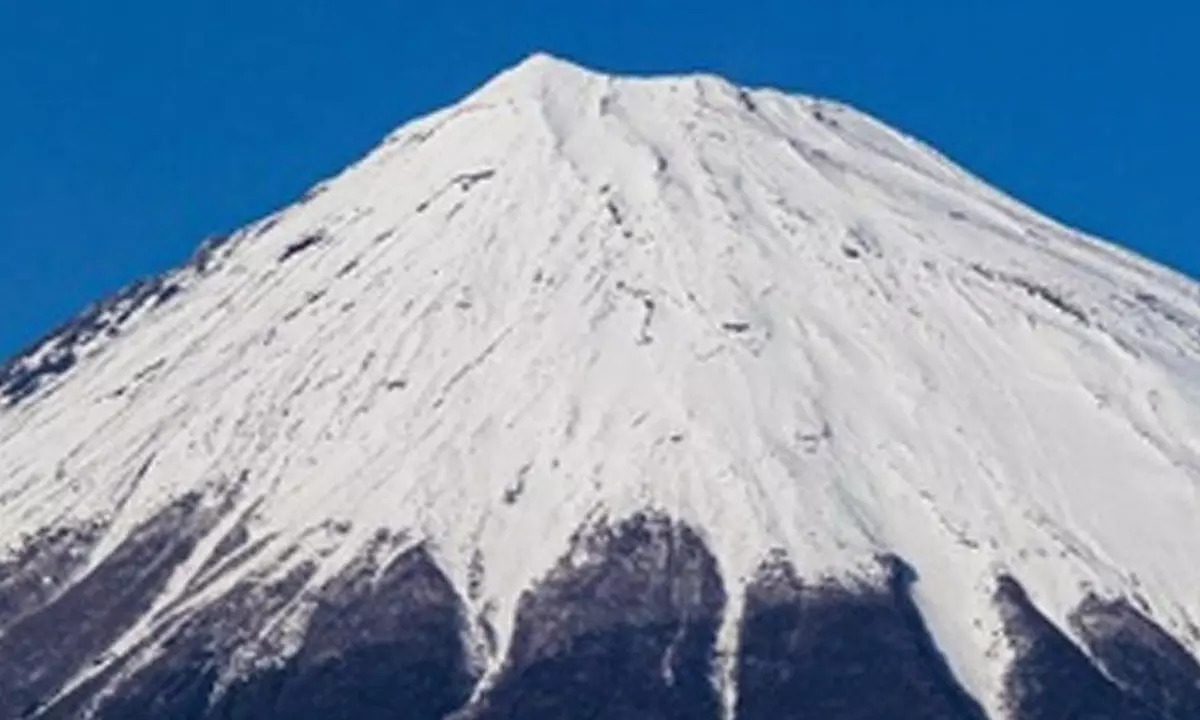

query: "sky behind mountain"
xmin=1 ymin=1 xmax=1195 ymax=359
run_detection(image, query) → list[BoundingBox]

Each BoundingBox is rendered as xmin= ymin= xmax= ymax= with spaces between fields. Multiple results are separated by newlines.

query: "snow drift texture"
xmin=1 ymin=54 xmax=1199 ymax=719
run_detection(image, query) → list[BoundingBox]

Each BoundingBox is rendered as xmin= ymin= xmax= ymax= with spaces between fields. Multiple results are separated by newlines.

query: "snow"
xmin=3 ymin=52 xmax=1200 ymax=717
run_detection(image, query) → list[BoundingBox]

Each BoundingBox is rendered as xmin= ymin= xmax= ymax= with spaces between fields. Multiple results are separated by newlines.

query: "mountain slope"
xmin=2 ymin=54 xmax=1199 ymax=719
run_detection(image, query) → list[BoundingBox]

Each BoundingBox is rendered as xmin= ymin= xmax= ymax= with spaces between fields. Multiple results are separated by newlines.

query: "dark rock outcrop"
xmin=0 ymin=274 xmax=183 ymax=407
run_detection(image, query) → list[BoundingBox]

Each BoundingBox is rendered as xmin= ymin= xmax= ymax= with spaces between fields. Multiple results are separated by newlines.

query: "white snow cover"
xmin=2 ymin=53 xmax=1200 ymax=714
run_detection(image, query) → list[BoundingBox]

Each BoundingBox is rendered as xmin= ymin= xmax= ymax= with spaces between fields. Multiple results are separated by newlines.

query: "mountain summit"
xmin=2 ymin=54 xmax=1198 ymax=719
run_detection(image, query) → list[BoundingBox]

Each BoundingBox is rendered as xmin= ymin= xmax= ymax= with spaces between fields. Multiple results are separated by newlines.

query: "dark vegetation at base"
xmin=0 ymin=522 xmax=104 ymax=632
xmin=88 ymin=545 xmax=475 ymax=720
xmin=473 ymin=620 xmax=720 ymax=720
xmin=67 ymin=562 xmax=317 ymax=720
xmin=736 ymin=554 xmax=986 ymax=720
xmin=1070 ymin=595 xmax=1200 ymax=719
xmin=466 ymin=513 xmax=727 ymax=720
xmin=6 ymin=509 xmax=1200 ymax=719
xmin=0 ymin=496 xmax=207 ymax=719
xmin=995 ymin=576 xmax=1159 ymax=720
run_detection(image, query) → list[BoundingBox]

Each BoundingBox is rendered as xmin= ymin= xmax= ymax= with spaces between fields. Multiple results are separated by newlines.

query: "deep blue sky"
xmin=1 ymin=2 xmax=1195 ymax=359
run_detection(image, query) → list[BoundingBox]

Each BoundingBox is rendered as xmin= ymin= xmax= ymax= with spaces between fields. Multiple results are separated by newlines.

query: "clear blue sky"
xmin=1 ymin=2 xmax=1195 ymax=359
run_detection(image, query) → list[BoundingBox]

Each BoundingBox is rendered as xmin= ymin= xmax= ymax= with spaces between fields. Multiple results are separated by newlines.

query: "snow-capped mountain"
xmin=2 ymin=53 xmax=1199 ymax=719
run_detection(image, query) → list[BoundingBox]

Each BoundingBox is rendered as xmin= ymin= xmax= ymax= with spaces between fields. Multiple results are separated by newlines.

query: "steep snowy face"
xmin=2 ymin=54 xmax=1200 ymax=719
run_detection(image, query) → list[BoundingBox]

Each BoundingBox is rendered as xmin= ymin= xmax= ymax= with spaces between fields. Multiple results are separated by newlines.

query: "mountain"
xmin=2 ymin=53 xmax=1199 ymax=719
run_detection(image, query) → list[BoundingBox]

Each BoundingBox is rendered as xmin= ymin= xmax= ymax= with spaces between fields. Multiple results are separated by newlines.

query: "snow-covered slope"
xmin=2 ymin=54 xmax=1199 ymax=719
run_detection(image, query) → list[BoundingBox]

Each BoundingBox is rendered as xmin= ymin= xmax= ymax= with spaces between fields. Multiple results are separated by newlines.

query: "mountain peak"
xmin=2 ymin=57 xmax=1200 ymax=719
xmin=475 ymin=51 xmax=601 ymax=99
xmin=512 ymin=51 xmax=589 ymax=74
